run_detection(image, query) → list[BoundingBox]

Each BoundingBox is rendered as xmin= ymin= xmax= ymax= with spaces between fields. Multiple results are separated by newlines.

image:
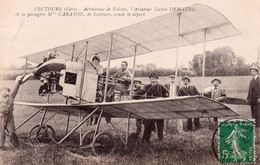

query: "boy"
xmin=0 ymin=75 xmax=24 ymax=149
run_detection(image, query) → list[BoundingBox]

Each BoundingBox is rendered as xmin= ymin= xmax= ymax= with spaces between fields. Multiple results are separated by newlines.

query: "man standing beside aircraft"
xmin=178 ymin=76 xmax=200 ymax=131
xmin=247 ymin=66 xmax=260 ymax=139
xmin=0 ymin=75 xmax=25 ymax=149
xmin=132 ymin=80 xmax=144 ymax=138
xmin=142 ymin=74 xmax=168 ymax=142
xmin=204 ymin=78 xmax=226 ymax=124
xmin=113 ymin=61 xmax=132 ymax=101
xmin=165 ymin=75 xmax=183 ymax=132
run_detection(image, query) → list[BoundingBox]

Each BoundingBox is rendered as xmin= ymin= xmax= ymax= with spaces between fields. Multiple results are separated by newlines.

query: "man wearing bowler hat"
xmin=142 ymin=74 xmax=168 ymax=142
xmin=204 ymin=78 xmax=227 ymax=123
xmin=178 ymin=76 xmax=200 ymax=131
xmin=247 ymin=66 xmax=260 ymax=139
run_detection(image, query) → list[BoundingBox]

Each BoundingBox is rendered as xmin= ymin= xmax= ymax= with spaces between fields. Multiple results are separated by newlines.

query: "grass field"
xmin=0 ymin=76 xmax=258 ymax=165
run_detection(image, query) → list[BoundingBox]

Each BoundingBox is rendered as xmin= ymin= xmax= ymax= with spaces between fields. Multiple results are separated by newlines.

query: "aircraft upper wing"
xmin=15 ymin=96 xmax=239 ymax=119
xmin=21 ymin=4 xmax=240 ymax=64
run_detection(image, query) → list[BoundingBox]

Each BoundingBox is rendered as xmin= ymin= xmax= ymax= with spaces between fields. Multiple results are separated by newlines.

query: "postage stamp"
xmin=218 ymin=119 xmax=255 ymax=164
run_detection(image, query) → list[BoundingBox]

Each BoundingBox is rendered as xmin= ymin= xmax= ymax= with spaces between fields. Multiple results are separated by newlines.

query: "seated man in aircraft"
xmin=112 ymin=61 xmax=133 ymax=101
xmin=204 ymin=78 xmax=226 ymax=124
xmin=38 ymin=77 xmax=50 ymax=96
xmin=142 ymin=74 xmax=168 ymax=142
xmin=49 ymin=71 xmax=63 ymax=92
xmin=178 ymin=76 xmax=200 ymax=131
xmin=38 ymin=72 xmax=63 ymax=95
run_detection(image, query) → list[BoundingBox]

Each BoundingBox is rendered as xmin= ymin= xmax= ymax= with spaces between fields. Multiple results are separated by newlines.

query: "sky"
xmin=0 ymin=0 xmax=259 ymax=70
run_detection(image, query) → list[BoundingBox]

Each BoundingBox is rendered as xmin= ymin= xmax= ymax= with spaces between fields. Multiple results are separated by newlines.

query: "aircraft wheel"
xmin=28 ymin=125 xmax=55 ymax=145
xmin=92 ymin=132 xmax=115 ymax=156
xmin=81 ymin=130 xmax=95 ymax=149
xmin=36 ymin=125 xmax=55 ymax=143
xmin=28 ymin=125 xmax=40 ymax=145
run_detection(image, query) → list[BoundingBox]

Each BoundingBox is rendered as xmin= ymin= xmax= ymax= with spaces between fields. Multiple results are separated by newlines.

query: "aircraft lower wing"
xmin=15 ymin=96 xmax=239 ymax=119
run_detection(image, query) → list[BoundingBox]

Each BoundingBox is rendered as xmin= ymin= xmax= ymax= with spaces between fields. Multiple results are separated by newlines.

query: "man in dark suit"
xmin=247 ymin=66 xmax=260 ymax=138
xmin=178 ymin=76 xmax=200 ymax=131
xmin=142 ymin=74 xmax=168 ymax=142
xmin=132 ymin=80 xmax=145 ymax=138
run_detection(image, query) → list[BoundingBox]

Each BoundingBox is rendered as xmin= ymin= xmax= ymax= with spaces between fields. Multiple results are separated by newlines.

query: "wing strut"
xmin=79 ymin=110 xmax=83 ymax=145
xmin=201 ymin=29 xmax=207 ymax=95
xmin=58 ymin=106 xmax=101 ymax=144
xmin=93 ymin=106 xmax=104 ymax=139
xmin=174 ymin=13 xmax=181 ymax=92
xmin=125 ymin=113 xmax=130 ymax=146
xmin=103 ymin=34 xmax=114 ymax=102
xmin=175 ymin=13 xmax=181 ymax=82
xmin=130 ymin=45 xmax=138 ymax=99
xmin=71 ymin=45 xmax=75 ymax=62
xmin=15 ymin=107 xmax=44 ymax=131
xmin=79 ymin=41 xmax=88 ymax=104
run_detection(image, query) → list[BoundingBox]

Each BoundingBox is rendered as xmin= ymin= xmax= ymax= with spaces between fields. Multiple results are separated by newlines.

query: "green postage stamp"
xmin=219 ymin=119 xmax=255 ymax=164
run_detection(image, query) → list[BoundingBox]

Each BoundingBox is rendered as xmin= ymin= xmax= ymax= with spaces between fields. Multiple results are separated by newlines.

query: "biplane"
xmin=14 ymin=4 xmax=241 ymax=155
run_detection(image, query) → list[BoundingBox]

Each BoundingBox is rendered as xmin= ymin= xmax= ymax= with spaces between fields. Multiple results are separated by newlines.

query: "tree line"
xmin=189 ymin=46 xmax=256 ymax=76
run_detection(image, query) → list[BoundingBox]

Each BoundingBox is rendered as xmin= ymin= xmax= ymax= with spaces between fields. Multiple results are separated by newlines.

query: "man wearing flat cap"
xmin=204 ymin=78 xmax=227 ymax=124
xmin=132 ymin=79 xmax=144 ymax=138
xmin=178 ymin=76 xmax=200 ymax=131
xmin=132 ymin=80 xmax=143 ymax=99
xmin=0 ymin=75 xmax=25 ymax=149
xmin=247 ymin=66 xmax=260 ymax=138
xmin=142 ymin=74 xmax=168 ymax=142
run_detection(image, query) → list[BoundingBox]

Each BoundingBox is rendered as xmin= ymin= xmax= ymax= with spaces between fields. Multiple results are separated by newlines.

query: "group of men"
xmin=137 ymin=65 xmax=259 ymax=142
xmin=177 ymin=76 xmax=227 ymax=131
xmin=0 ymin=53 xmax=259 ymax=148
xmin=136 ymin=74 xmax=228 ymax=142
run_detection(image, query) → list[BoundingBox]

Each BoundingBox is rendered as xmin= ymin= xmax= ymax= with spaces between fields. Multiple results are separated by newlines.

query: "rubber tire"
xmin=28 ymin=125 xmax=55 ymax=145
xmin=81 ymin=130 xmax=95 ymax=147
xmin=92 ymin=132 xmax=115 ymax=156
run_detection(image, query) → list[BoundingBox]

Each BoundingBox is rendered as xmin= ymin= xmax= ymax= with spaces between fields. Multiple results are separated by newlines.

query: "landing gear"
xmin=81 ymin=130 xmax=95 ymax=148
xmin=92 ymin=132 xmax=115 ymax=156
xmin=28 ymin=125 xmax=55 ymax=145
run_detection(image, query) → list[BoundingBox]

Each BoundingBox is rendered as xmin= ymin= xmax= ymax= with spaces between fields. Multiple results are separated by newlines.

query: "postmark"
xmin=218 ymin=119 xmax=255 ymax=164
